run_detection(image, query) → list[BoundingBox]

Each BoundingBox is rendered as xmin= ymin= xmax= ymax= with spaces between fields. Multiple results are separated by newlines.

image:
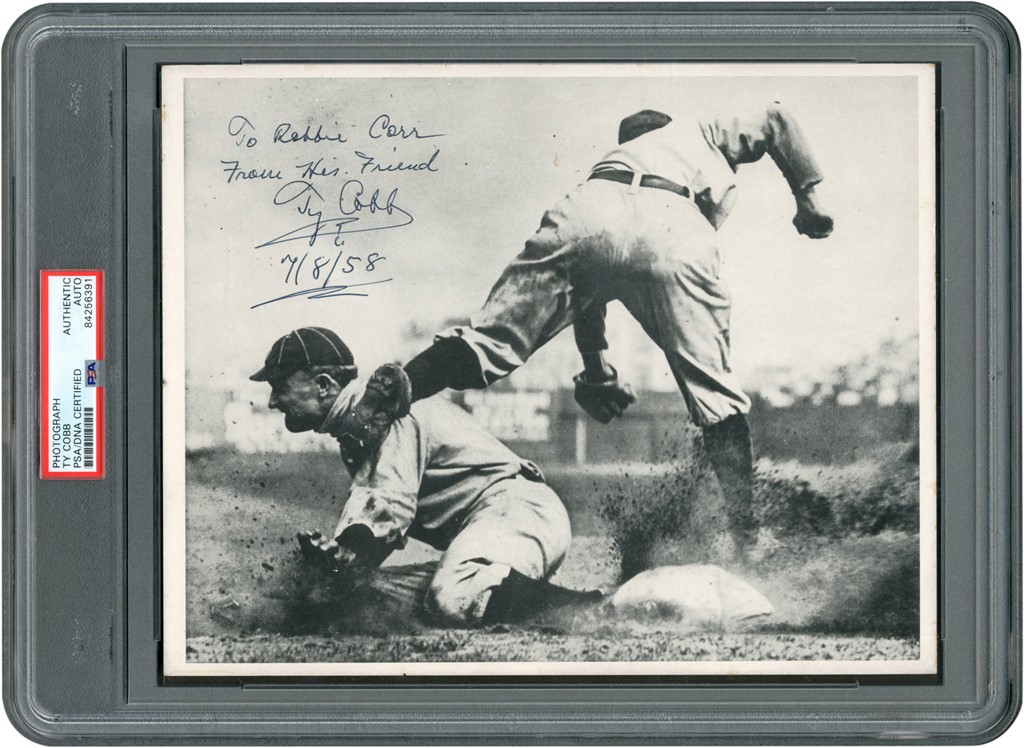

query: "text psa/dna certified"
xmin=40 ymin=270 xmax=104 ymax=479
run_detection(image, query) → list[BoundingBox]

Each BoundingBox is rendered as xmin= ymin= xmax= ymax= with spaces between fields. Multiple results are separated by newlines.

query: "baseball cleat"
xmin=338 ymin=364 xmax=413 ymax=470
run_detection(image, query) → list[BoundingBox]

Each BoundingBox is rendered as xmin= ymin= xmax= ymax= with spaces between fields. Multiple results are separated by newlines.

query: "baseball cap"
xmin=249 ymin=327 xmax=357 ymax=382
xmin=618 ymin=110 xmax=673 ymax=144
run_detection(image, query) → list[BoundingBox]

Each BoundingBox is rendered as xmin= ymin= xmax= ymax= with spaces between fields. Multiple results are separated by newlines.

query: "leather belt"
xmin=588 ymin=168 xmax=692 ymax=200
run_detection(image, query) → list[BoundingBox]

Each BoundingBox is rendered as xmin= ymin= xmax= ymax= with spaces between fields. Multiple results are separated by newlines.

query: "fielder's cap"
xmin=249 ymin=327 xmax=357 ymax=382
xmin=618 ymin=110 xmax=673 ymax=144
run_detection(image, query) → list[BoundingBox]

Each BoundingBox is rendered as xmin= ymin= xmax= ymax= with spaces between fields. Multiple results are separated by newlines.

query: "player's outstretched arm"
xmin=760 ymin=103 xmax=834 ymax=238
xmin=710 ymin=102 xmax=834 ymax=238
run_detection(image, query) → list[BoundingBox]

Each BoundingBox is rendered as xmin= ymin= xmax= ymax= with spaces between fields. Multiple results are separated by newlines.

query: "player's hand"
xmin=793 ymin=186 xmax=834 ymax=239
xmin=296 ymin=529 xmax=358 ymax=576
xmin=573 ymin=369 xmax=637 ymax=424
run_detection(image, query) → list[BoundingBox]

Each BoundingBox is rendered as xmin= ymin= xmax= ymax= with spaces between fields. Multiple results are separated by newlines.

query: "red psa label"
xmin=40 ymin=270 xmax=104 ymax=479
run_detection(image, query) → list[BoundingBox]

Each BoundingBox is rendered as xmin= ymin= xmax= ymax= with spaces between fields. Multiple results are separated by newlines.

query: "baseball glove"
xmin=573 ymin=369 xmax=637 ymax=424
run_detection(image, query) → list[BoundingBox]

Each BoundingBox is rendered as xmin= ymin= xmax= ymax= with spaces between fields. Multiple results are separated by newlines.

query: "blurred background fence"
xmin=187 ymin=334 xmax=918 ymax=465
xmin=187 ymin=375 xmax=917 ymax=468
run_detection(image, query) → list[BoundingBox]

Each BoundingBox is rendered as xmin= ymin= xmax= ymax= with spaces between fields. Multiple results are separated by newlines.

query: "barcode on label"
xmin=83 ymin=407 xmax=94 ymax=469
xmin=40 ymin=270 xmax=104 ymax=479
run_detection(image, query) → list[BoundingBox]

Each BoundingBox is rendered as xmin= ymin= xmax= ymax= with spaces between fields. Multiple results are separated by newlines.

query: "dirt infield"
xmin=187 ymin=629 xmax=917 ymax=664
xmin=183 ymin=445 xmax=921 ymax=665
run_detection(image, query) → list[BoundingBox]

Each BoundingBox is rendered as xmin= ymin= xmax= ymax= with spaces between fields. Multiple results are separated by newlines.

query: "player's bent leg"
xmin=423 ymin=477 xmax=599 ymax=625
xmin=424 ymin=558 xmax=518 ymax=624
xmin=615 ymin=204 xmax=750 ymax=426
xmin=621 ymin=263 xmax=756 ymax=556
xmin=614 ymin=206 xmax=757 ymax=557
xmin=424 ymin=561 xmax=604 ymax=626
xmin=427 ymin=194 xmax=611 ymax=396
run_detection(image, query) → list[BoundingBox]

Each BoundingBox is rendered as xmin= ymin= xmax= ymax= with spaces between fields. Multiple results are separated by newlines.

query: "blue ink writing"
xmin=221 ymin=160 xmax=283 ymax=184
xmin=258 ymin=182 xmax=413 ymax=249
xmin=273 ymin=180 xmax=326 ymax=246
xmin=296 ymin=157 xmax=341 ymax=180
xmin=228 ymin=115 xmax=258 ymax=148
xmin=251 ymin=278 xmax=393 ymax=309
xmin=278 ymin=248 xmax=385 ymax=287
xmin=274 ymin=123 xmax=347 ymax=145
xmin=339 ymin=180 xmax=398 ymax=216
xmin=257 ymin=244 xmax=389 ymax=308
xmin=368 ymin=114 xmax=444 ymax=140
xmin=355 ymin=148 xmax=440 ymax=174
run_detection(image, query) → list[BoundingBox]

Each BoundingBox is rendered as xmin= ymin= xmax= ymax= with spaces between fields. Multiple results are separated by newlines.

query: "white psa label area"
xmin=40 ymin=270 xmax=104 ymax=479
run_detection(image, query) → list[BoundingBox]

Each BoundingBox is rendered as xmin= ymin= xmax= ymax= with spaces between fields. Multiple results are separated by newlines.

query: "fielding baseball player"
xmin=250 ymin=327 xmax=601 ymax=625
xmin=341 ymin=102 xmax=834 ymax=555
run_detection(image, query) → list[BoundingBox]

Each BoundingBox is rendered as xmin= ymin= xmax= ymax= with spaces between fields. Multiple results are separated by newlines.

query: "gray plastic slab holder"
xmin=2 ymin=3 xmax=1020 ymax=744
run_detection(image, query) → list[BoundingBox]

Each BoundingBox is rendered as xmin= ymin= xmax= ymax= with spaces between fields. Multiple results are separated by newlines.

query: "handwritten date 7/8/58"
xmin=249 ymin=248 xmax=389 ymax=309
xmin=279 ymin=248 xmax=384 ymax=287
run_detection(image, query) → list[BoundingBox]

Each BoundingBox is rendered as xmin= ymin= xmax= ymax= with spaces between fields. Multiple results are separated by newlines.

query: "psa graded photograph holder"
xmin=2 ymin=2 xmax=1019 ymax=743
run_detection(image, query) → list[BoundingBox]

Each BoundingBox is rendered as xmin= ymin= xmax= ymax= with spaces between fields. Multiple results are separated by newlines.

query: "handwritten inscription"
xmin=228 ymin=115 xmax=258 ymax=147
xmin=260 ymin=179 xmax=413 ymax=250
xmin=355 ymin=148 xmax=440 ymax=174
xmin=249 ymin=250 xmax=389 ymax=309
xmin=251 ymin=278 xmax=394 ymax=309
xmin=221 ymin=112 xmax=441 ymax=307
xmin=368 ymin=114 xmax=444 ymax=140
xmin=273 ymin=123 xmax=347 ymax=145
xmin=221 ymin=160 xmax=283 ymax=184
xmin=297 ymin=158 xmax=341 ymax=180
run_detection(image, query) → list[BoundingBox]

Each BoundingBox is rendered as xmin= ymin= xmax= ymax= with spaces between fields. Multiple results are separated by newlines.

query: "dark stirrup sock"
xmin=702 ymin=413 xmax=757 ymax=551
xmin=403 ymin=337 xmax=486 ymax=401
xmin=481 ymin=568 xmax=604 ymax=623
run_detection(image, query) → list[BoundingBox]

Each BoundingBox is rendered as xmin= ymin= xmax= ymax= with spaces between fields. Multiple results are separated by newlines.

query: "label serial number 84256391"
xmin=40 ymin=270 xmax=104 ymax=479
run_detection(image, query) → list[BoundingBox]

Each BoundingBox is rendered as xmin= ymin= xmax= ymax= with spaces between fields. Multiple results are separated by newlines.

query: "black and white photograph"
xmin=160 ymin=63 xmax=937 ymax=677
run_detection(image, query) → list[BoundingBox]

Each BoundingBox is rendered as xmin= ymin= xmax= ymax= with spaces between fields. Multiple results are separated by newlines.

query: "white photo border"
xmin=161 ymin=62 xmax=937 ymax=678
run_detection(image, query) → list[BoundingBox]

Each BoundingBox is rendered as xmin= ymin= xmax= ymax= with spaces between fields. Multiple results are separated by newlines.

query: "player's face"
xmin=266 ymin=370 xmax=324 ymax=433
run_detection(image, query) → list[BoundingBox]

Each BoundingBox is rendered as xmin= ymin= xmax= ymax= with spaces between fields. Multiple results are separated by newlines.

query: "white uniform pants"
xmin=423 ymin=475 xmax=571 ymax=624
xmin=439 ymin=179 xmax=751 ymax=426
